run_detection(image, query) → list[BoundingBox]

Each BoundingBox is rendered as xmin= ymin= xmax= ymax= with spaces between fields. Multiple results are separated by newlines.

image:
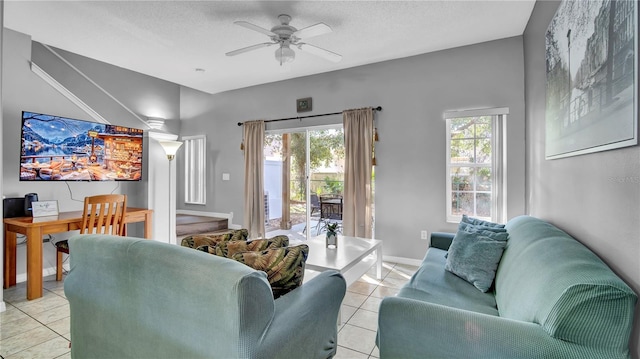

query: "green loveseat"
xmin=377 ymin=215 xmax=637 ymax=358
xmin=64 ymin=234 xmax=346 ymax=358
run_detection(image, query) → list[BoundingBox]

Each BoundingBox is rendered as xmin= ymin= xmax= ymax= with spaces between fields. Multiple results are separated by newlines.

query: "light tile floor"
xmin=1 ymin=262 xmax=417 ymax=359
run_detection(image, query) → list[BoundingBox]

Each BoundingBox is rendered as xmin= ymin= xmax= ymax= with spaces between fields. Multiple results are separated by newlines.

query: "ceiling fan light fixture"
xmin=275 ymin=44 xmax=295 ymax=65
xmin=229 ymin=14 xmax=340 ymax=66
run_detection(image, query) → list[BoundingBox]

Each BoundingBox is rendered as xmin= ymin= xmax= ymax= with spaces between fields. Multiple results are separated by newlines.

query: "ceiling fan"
xmin=226 ymin=14 xmax=342 ymax=66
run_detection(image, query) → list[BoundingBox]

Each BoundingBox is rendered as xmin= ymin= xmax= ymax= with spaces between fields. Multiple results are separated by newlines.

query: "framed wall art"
xmin=545 ymin=0 xmax=637 ymax=159
xmin=296 ymin=97 xmax=312 ymax=113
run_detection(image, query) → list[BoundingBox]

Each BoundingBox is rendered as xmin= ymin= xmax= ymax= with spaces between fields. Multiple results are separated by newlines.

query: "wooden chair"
xmin=55 ymin=194 xmax=127 ymax=281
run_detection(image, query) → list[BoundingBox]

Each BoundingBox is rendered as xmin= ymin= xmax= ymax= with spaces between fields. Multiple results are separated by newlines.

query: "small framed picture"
xmin=296 ymin=97 xmax=312 ymax=113
xmin=31 ymin=200 xmax=59 ymax=217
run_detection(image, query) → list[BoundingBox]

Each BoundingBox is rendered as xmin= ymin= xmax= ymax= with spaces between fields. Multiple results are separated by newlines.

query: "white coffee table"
xmin=300 ymin=235 xmax=383 ymax=286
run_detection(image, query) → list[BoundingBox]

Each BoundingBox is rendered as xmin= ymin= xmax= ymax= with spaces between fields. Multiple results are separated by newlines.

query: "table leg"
xmin=3 ymin=227 xmax=17 ymax=289
xmin=26 ymin=227 xmax=44 ymax=300
xmin=144 ymin=212 xmax=153 ymax=239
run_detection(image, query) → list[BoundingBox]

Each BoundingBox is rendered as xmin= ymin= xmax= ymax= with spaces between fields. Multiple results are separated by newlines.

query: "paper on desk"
xmin=32 ymin=215 xmax=59 ymax=223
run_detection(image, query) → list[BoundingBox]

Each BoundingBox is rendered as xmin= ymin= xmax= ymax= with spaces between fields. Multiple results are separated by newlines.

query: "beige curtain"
xmin=342 ymin=108 xmax=374 ymax=238
xmin=243 ymin=120 xmax=265 ymax=238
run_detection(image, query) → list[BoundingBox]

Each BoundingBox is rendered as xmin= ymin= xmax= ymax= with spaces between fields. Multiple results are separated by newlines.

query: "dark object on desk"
xmin=3 ymin=197 xmax=26 ymax=218
xmin=24 ymin=193 xmax=39 ymax=216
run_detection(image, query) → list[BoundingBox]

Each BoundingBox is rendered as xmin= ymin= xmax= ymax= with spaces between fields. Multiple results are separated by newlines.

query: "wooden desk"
xmin=3 ymin=207 xmax=153 ymax=300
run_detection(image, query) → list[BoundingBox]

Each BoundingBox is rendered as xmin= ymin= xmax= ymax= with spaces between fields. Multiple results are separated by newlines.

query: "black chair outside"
xmin=303 ymin=194 xmax=322 ymax=234
xmin=310 ymin=194 xmax=321 ymax=217
xmin=317 ymin=195 xmax=343 ymax=235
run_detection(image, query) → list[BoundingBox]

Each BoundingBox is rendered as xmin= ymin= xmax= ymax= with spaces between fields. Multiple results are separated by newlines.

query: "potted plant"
xmin=326 ymin=222 xmax=339 ymax=248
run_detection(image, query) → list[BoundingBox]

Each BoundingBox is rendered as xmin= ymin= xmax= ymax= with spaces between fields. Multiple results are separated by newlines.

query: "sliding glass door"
xmin=264 ymin=125 xmax=344 ymax=240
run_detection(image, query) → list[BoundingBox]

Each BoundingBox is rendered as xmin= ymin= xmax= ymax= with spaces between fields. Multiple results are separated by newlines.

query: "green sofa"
xmin=64 ymin=235 xmax=346 ymax=358
xmin=377 ymin=215 xmax=637 ymax=358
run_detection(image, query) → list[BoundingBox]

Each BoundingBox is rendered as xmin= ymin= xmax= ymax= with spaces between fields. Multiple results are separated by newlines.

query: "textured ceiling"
xmin=4 ymin=1 xmax=535 ymax=95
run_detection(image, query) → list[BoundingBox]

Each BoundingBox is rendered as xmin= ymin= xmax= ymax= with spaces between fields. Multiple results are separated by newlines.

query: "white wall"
xmin=524 ymin=1 xmax=640 ymax=357
xmin=179 ymin=36 xmax=527 ymax=260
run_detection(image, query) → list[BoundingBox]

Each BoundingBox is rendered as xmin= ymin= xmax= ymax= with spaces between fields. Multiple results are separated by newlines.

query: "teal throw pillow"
xmin=458 ymin=221 xmax=507 ymax=233
xmin=445 ymin=228 xmax=508 ymax=292
xmin=445 ymin=221 xmax=507 ymax=259
xmin=461 ymin=214 xmax=505 ymax=229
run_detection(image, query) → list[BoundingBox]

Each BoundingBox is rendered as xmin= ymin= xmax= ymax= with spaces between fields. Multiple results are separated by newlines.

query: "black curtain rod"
xmin=237 ymin=106 xmax=382 ymax=126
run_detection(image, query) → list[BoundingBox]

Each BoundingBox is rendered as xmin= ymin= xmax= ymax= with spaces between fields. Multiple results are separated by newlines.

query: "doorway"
xmin=264 ymin=125 xmax=345 ymax=240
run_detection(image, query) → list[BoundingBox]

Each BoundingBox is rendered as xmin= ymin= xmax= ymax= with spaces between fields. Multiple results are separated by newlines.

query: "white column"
xmin=1 ymin=0 xmax=7 ymax=313
xmin=168 ymin=158 xmax=178 ymax=245
xmin=147 ymin=132 xmax=179 ymax=245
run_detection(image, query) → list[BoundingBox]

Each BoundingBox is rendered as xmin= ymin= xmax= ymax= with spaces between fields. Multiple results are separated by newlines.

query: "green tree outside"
xmin=449 ymin=116 xmax=493 ymax=217
xmin=266 ymin=129 xmax=344 ymax=201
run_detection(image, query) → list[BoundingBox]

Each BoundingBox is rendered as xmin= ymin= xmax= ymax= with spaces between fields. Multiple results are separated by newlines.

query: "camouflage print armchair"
xmin=196 ymin=235 xmax=289 ymax=258
xmin=195 ymin=235 xmax=306 ymax=299
xmin=180 ymin=228 xmax=249 ymax=249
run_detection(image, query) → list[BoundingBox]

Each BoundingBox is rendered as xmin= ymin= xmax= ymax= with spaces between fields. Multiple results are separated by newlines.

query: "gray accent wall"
xmin=524 ymin=2 xmax=640 ymax=356
xmin=179 ymin=36 xmax=527 ymax=260
xmin=2 ymin=28 xmax=181 ymax=280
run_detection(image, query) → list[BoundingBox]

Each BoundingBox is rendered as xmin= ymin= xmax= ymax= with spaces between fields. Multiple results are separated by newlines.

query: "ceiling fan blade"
xmin=298 ymin=43 xmax=342 ymax=63
xmin=293 ymin=23 xmax=332 ymax=40
xmin=234 ymin=21 xmax=277 ymax=37
xmin=226 ymin=42 xmax=276 ymax=57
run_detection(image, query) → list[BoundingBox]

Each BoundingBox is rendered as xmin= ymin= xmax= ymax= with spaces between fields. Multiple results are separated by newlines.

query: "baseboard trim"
xmin=382 ymin=255 xmax=423 ymax=267
xmin=15 ymin=266 xmax=59 ymax=284
xmin=0 ymin=301 xmax=6 ymax=313
xmin=176 ymin=209 xmax=231 ymax=219
xmin=176 ymin=210 xmax=240 ymax=229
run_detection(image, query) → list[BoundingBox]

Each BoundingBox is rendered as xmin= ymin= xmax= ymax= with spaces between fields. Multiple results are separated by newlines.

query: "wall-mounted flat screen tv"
xmin=20 ymin=111 xmax=144 ymax=181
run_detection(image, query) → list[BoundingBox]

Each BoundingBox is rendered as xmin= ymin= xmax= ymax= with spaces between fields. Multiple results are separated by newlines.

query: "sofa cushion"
xmin=232 ymin=244 xmax=309 ymax=298
xmin=496 ymin=216 xmax=637 ymax=347
xmin=180 ymin=229 xmax=248 ymax=248
xmin=445 ymin=228 xmax=508 ymax=292
xmin=198 ymin=235 xmax=289 ymax=258
xmin=399 ymin=247 xmax=499 ymax=316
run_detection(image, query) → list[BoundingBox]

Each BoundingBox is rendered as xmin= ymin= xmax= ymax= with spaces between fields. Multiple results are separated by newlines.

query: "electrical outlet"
xmin=421 ymin=230 xmax=428 ymax=240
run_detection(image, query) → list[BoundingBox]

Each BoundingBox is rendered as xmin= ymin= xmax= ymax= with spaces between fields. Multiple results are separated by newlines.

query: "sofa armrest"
xmin=430 ymin=232 xmax=455 ymax=251
xmin=258 ymin=271 xmax=347 ymax=358
xmin=378 ymin=297 xmax=609 ymax=359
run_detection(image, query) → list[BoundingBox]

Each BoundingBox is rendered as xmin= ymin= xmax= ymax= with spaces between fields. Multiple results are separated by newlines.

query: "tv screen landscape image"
xmin=20 ymin=111 xmax=144 ymax=181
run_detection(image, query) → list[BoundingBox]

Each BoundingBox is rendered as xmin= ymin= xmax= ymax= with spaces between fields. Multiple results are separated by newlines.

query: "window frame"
xmin=445 ymin=108 xmax=508 ymax=223
xmin=183 ymin=135 xmax=206 ymax=205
